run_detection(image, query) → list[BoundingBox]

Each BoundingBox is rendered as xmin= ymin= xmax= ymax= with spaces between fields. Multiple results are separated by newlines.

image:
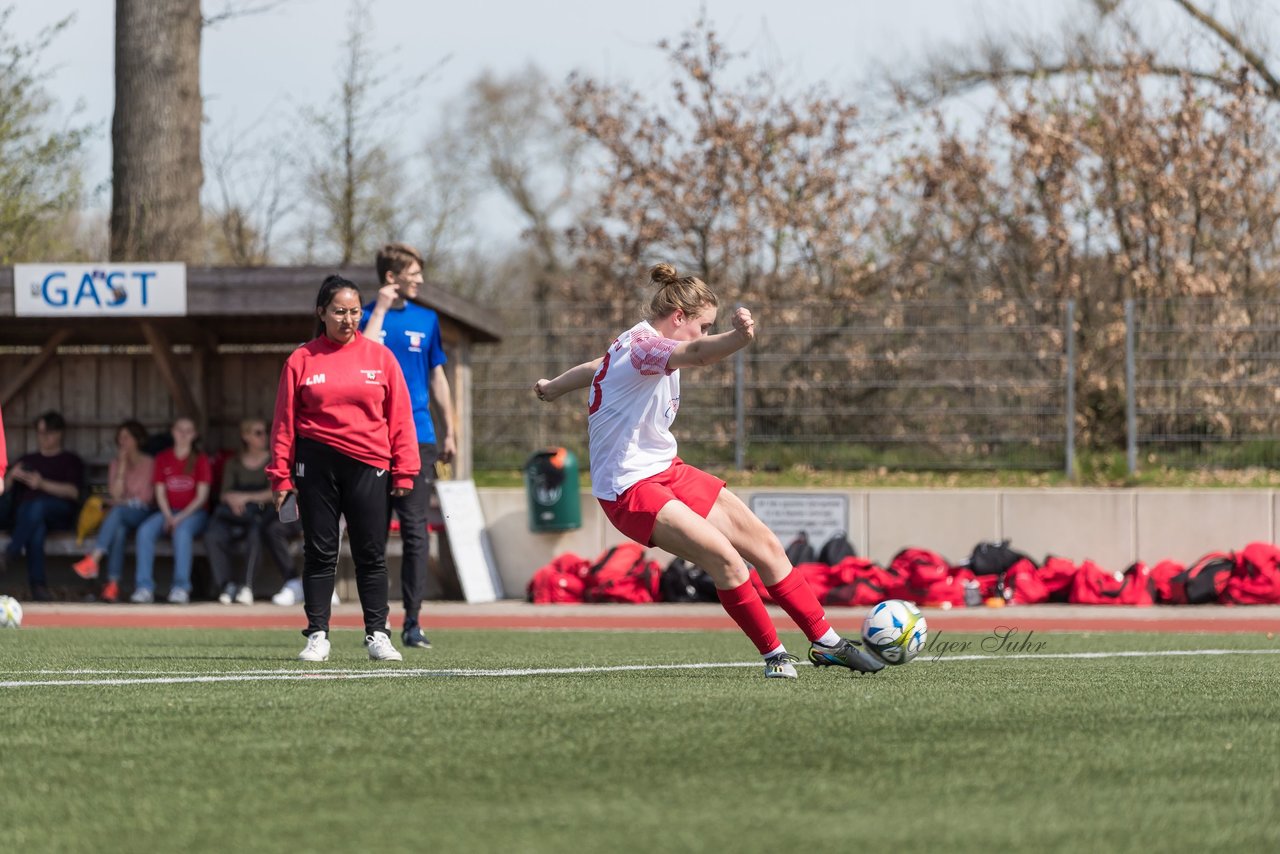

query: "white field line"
xmin=1 ymin=647 xmax=1278 ymax=688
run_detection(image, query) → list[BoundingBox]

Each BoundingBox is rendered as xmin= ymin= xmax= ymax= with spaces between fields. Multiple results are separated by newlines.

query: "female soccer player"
xmin=268 ymin=275 xmax=420 ymax=662
xmin=534 ymin=263 xmax=883 ymax=679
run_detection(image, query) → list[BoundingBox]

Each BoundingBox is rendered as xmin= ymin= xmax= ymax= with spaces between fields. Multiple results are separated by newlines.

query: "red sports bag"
xmin=583 ymin=543 xmax=662 ymax=604
xmin=527 ymin=553 xmax=589 ymax=604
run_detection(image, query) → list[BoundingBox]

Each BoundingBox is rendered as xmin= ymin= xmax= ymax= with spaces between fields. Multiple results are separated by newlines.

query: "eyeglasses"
xmin=328 ymin=308 xmax=362 ymax=318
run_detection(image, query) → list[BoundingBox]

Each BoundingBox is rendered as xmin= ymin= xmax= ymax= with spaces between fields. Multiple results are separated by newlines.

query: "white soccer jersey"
xmin=587 ymin=320 xmax=681 ymax=499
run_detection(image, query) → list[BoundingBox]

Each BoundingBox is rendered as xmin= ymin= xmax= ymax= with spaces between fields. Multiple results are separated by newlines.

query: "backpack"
xmin=526 ymin=553 xmax=589 ymax=604
xmin=660 ymin=558 xmax=719 ymax=603
xmin=1224 ymin=543 xmax=1280 ymax=605
xmin=784 ymin=532 xmax=816 ymax=566
xmin=1174 ymin=552 xmax=1235 ymax=605
xmin=583 ymin=543 xmax=662 ymax=604
xmin=968 ymin=540 xmax=1034 ymax=576
xmin=817 ymin=532 xmax=857 ymax=566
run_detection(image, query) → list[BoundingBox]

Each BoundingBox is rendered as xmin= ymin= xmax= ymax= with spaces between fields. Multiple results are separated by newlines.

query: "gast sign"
xmin=14 ymin=263 xmax=187 ymax=317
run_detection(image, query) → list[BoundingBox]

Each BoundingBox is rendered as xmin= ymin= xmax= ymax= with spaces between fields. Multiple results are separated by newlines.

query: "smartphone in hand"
xmin=278 ymin=492 xmax=299 ymax=523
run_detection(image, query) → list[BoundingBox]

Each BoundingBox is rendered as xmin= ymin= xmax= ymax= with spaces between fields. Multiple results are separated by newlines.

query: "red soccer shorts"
xmin=598 ymin=458 xmax=726 ymax=546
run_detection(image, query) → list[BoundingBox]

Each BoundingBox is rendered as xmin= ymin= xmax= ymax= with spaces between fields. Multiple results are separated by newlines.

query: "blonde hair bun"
xmin=649 ymin=263 xmax=679 ymax=286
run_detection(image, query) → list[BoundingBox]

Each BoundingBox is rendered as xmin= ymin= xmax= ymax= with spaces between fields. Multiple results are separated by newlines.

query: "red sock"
xmin=765 ymin=569 xmax=832 ymax=643
xmin=716 ymin=580 xmax=779 ymax=655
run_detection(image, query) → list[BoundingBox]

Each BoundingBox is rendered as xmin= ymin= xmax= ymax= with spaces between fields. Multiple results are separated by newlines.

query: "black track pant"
xmin=295 ymin=438 xmax=391 ymax=638
xmin=392 ymin=442 xmax=436 ymax=622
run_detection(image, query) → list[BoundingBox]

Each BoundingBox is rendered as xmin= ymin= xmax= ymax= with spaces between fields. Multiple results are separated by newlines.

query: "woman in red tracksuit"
xmin=268 ymin=274 xmax=420 ymax=662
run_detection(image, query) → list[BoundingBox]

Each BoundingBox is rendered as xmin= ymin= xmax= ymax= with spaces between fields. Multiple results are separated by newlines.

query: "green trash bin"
xmin=524 ymin=447 xmax=582 ymax=532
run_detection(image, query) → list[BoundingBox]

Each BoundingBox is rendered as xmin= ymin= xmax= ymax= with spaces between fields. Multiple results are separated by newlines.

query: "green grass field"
xmin=3 ymin=628 xmax=1278 ymax=853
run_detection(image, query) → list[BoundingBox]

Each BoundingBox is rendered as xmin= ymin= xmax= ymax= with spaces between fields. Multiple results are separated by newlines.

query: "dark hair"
xmin=314 ymin=274 xmax=361 ymax=338
xmin=36 ymin=410 xmax=66 ymax=432
xmin=117 ymin=419 xmax=148 ymax=447
xmin=376 ymin=243 xmax=424 ymax=285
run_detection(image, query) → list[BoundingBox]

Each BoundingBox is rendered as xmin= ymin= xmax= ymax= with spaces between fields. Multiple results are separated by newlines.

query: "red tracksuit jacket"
xmin=268 ymin=333 xmax=420 ymax=492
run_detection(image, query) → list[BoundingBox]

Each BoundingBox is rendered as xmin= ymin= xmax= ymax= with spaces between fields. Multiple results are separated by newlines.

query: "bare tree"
xmin=203 ymin=123 xmax=294 ymax=265
xmin=462 ymin=68 xmax=585 ymax=278
xmin=202 ymin=1 xmax=291 ymax=27
xmin=884 ymin=36 xmax=1280 ymax=447
xmin=893 ymin=0 xmax=1280 ymax=105
xmin=403 ymin=121 xmax=480 ymax=283
xmin=0 ymin=6 xmax=93 ymax=262
xmin=110 ymin=0 xmax=203 ymax=262
xmin=296 ymin=0 xmax=441 ymax=265
xmin=562 ymin=16 xmax=885 ymax=308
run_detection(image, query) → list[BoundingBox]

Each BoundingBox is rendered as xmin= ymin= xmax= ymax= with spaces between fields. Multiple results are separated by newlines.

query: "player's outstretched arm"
xmin=535 ymin=357 xmax=604 ymax=403
xmin=667 ymin=306 xmax=755 ymax=370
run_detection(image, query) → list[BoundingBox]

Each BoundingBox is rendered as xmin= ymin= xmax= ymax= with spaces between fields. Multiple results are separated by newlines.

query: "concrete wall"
xmin=477 ymin=487 xmax=1280 ymax=597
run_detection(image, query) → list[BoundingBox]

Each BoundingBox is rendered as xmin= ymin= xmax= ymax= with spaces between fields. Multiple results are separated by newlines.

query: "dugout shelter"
xmin=0 ymin=266 xmax=503 ymax=477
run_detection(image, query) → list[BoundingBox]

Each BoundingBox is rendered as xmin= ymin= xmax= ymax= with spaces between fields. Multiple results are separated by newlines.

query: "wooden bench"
xmin=0 ymin=525 xmax=409 ymax=601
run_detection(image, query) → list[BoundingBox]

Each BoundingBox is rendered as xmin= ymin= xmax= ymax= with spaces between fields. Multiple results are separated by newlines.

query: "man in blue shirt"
xmin=361 ymin=243 xmax=457 ymax=649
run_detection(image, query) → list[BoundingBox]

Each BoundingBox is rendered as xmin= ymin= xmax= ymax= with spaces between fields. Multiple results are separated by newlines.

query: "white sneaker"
xmin=364 ymin=631 xmax=403 ymax=661
xmin=298 ymin=631 xmax=330 ymax=662
xmin=167 ymin=588 xmax=190 ymax=605
xmin=331 ymin=590 xmax=341 ymax=606
xmin=218 ymin=583 xmax=235 ymax=605
xmin=130 ymin=588 xmax=154 ymax=604
xmin=234 ymin=585 xmax=254 ymax=605
xmin=272 ymin=578 xmax=303 ymax=606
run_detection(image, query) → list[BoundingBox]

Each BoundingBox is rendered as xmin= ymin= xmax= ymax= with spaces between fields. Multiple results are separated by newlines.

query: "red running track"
xmin=19 ymin=604 xmax=1280 ymax=634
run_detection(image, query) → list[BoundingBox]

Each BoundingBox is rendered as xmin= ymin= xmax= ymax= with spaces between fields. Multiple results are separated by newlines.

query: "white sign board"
xmin=13 ymin=263 xmax=187 ymax=316
xmin=435 ymin=479 xmax=504 ymax=603
xmin=748 ymin=493 xmax=851 ymax=551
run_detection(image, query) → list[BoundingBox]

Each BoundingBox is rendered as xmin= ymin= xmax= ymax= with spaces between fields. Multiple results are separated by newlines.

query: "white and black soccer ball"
xmin=861 ymin=599 xmax=927 ymax=665
xmin=0 ymin=595 xmax=23 ymax=629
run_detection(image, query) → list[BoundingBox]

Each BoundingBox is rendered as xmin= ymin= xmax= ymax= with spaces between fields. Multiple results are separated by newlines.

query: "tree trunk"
xmin=111 ymin=0 xmax=203 ymax=262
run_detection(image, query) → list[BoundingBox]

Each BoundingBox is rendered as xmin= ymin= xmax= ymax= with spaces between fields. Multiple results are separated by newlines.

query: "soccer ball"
xmin=0 ymin=595 xmax=22 ymax=629
xmin=861 ymin=599 xmax=927 ymax=665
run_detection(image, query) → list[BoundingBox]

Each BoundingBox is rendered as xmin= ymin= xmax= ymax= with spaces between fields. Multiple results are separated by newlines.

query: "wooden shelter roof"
xmin=0 ymin=266 xmax=503 ymax=347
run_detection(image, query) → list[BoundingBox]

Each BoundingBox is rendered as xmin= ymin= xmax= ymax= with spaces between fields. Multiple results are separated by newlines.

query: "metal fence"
xmin=474 ymin=299 xmax=1077 ymax=474
xmin=1127 ymin=298 xmax=1280 ymax=471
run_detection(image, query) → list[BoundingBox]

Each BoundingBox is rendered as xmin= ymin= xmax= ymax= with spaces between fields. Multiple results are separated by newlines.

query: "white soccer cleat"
xmin=298 ymin=631 xmax=330 ymax=662
xmin=364 ymin=631 xmax=403 ymax=661
xmin=763 ymin=652 xmax=800 ymax=679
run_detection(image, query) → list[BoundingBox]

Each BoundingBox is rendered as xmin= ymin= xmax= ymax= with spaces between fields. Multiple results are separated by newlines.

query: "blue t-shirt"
xmin=360 ymin=300 xmax=447 ymax=445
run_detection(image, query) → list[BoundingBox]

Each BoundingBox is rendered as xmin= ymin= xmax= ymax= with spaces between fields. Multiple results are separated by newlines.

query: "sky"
xmin=9 ymin=0 xmax=1084 ymax=251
